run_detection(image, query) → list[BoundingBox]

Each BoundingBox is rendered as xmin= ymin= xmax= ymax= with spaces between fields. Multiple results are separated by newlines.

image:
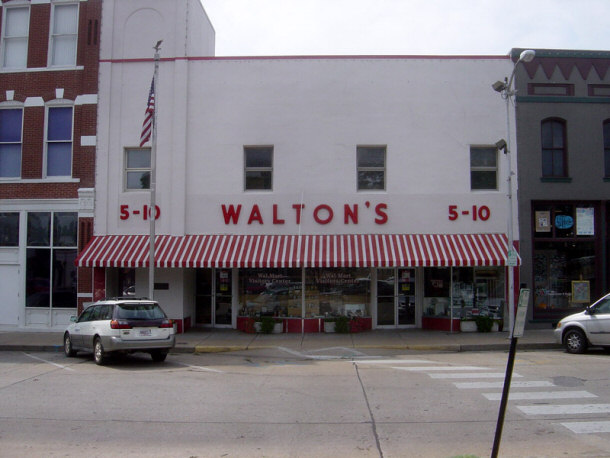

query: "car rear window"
xmin=115 ymin=303 xmax=167 ymax=320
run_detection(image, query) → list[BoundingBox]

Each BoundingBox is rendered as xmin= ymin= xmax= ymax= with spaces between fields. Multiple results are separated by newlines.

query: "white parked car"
xmin=554 ymin=293 xmax=610 ymax=354
xmin=64 ymin=299 xmax=175 ymax=365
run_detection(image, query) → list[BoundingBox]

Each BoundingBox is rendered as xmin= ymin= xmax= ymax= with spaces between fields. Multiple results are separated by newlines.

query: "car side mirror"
xmin=70 ymin=316 xmax=77 ymax=322
xmin=585 ymin=306 xmax=595 ymax=315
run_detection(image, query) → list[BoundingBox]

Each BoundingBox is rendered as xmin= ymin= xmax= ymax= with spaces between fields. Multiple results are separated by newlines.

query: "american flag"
xmin=140 ymin=78 xmax=155 ymax=147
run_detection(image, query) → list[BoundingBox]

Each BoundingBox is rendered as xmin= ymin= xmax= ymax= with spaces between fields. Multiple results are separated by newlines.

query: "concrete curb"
xmin=0 ymin=343 xmax=563 ymax=354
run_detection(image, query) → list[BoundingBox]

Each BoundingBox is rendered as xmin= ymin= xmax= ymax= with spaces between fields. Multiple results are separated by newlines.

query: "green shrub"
xmin=475 ymin=315 xmax=494 ymax=332
xmin=259 ymin=316 xmax=277 ymax=334
xmin=335 ymin=315 xmax=350 ymax=333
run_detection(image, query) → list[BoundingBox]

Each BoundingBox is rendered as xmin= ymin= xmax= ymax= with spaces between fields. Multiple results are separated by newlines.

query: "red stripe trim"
xmin=75 ymin=234 xmax=519 ymax=268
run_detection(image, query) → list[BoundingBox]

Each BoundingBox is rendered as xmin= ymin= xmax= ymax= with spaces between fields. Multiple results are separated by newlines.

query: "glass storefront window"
xmin=306 ymin=268 xmax=370 ymax=318
xmin=424 ymin=268 xmax=451 ymax=317
xmin=424 ymin=267 xmax=504 ymax=320
xmin=239 ymin=268 xmax=302 ymax=317
xmin=26 ymin=212 xmax=77 ymax=308
xmin=533 ymin=241 xmax=596 ymax=319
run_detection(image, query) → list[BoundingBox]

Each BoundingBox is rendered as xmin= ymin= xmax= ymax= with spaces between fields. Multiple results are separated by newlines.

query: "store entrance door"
xmin=377 ymin=268 xmax=416 ymax=327
xmin=195 ymin=269 xmax=232 ymax=327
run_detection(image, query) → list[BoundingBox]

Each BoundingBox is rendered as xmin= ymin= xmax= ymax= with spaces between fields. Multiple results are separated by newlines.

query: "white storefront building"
xmin=77 ymin=0 xmax=518 ymax=333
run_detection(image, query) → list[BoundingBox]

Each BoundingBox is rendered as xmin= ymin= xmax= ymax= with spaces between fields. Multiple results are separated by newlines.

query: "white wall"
xmin=97 ymin=2 xmax=517 ymax=240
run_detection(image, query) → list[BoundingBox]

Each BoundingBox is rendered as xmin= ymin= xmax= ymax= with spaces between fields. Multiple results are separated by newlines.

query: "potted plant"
xmin=323 ymin=317 xmax=336 ymax=333
xmin=334 ymin=315 xmax=350 ymax=334
xmin=257 ymin=316 xmax=283 ymax=334
xmin=460 ymin=318 xmax=477 ymax=332
xmin=474 ymin=315 xmax=494 ymax=332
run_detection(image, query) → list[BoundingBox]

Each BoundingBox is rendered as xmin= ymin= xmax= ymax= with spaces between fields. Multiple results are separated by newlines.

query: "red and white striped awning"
xmin=76 ymin=234 xmax=518 ymax=268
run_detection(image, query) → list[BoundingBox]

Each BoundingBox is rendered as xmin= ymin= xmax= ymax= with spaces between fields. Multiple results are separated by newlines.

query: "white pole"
xmin=148 ymin=42 xmax=161 ymax=300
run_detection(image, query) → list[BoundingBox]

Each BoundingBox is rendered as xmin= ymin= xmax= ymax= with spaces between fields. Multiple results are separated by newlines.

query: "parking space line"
xmin=454 ymin=381 xmax=554 ymax=389
xmin=24 ymin=353 xmax=75 ymax=371
xmin=175 ymin=362 xmax=223 ymax=373
xmin=518 ymin=404 xmax=610 ymax=416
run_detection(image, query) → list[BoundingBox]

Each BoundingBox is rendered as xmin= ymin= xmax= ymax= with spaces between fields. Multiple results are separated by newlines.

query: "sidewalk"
xmin=0 ymin=327 xmax=560 ymax=354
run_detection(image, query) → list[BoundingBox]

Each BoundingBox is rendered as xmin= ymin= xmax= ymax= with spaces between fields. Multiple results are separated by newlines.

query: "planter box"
xmin=324 ymin=321 xmax=336 ymax=333
xmin=460 ymin=320 xmax=477 ymax=332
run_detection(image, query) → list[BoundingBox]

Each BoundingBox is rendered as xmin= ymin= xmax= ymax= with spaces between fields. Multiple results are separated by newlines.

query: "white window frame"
xmin=357 ymin=145 xmax=386 ymax=191
xmin=124 ymin=147 xmax=151 ymax=191
xmin=1 ymin=5 xmax=30 ymax=70
xmin=244 ymin=146 xmax=273 ymax=191
xmin=0 ymin=103 xmax=24 ymax=179
xmin=48 ymin=2 xmax=79 ymax=68
xmin=44 ymin=101 xmax=74 ymax=178
xmin=470 ymin=145 xmax=498 ymax=191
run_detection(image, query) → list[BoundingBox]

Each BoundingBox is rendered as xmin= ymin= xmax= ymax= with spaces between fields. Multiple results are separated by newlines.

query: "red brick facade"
xmin=0 ymin=1 xmax=101 ymax=323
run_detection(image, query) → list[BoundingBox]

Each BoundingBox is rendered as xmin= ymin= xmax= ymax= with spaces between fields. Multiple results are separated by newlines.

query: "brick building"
xmin=0 ymin=0 xmax=100 ymax=328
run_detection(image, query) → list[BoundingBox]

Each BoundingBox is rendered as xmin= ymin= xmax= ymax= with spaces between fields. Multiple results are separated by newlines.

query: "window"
xmin=0 ymin=213 xmax=19 ymax=246
xmin=357 ymin=146 xmax=386 ymax=190
xmin=0 ymin=108 xmax=22 ymax=178
xmin=1 ymin=6 xmax=29 ymax=69
xmin=125 ymin=148 xmax=151 ymax=190
xmin=604 ymin=120 xmax=610 ymax=178
xmin=541 ymin=118 xmax=568 ymax=178
xmin=46 ymin=106 xmax=73 ymax=177
xmin=26 ymin=212 xmax=77 ymax=309
xmin=470 ymin=146 xmax=497 ymax=190
xmin=49 ymin=3 xmax=78 ymax=67
xmin=244 ymin=146 xmax=273 ymax=190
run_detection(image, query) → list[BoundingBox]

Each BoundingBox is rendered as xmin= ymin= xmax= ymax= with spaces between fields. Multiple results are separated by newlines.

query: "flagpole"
xmin=148 ymin=41 xmax=162 ymax=300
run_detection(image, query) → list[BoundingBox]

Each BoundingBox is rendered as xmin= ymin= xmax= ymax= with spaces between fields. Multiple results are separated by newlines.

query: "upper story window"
xmin=124 ymin=147 xmax=151 ymax=190
xmin=470 ymin=146 xmax=497 ymax=190
xmin=46 ymin=105 xmax=73 ymax=177
xmin=49 ymin=3 xmax=78 ymax=67
xmin=357 ymin=146 xmax=386 ymax=191
xmin=541 ymin=118 xmax=568 ymax=178
xmin=0 ymin=108 xmax=23 ymax=178
xmin=1 ymin=6 xmax=29 ymax=69
xmin=604 ymin=119 xmax=610 ymax=178
xmin=244 ymin=146 xmax=273 ymax=191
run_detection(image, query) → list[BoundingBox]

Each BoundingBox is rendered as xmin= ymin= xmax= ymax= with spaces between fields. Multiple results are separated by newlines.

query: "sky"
xmin=200 ymin=0 xmax=610 ymax=57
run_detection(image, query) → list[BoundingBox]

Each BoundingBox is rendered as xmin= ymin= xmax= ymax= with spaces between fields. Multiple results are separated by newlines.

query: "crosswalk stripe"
xmin=356 ymin=359 xmax=434 ymax=364
xmin=393 ymin=366 xmax=490 ymax=372
xmin=518 ymin=404 xmax=610 ymax=416
xmin=429 ymin=372 xmax=522 ymax=379
xmin=560 ymin=421 xmax=610 ymax=434
xmin=454 ymin=381 xmax=554 ymax=389
xmin=484 ymin=390 xmax=597 ymax=401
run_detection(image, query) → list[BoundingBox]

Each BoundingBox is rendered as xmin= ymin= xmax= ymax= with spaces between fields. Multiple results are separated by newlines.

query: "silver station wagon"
xmin=64 ymin=299 xmax=176 ymax=365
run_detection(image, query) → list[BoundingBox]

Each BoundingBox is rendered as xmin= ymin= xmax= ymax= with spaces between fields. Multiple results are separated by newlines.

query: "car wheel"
xmin=64 ymin=333 xmax=76 ymax=357
xmin=564 ymin=328 xmax=588 ymax=354
xmin=150 ymin=351 xmax=168 ymax=362
xmin=93 ymin=338 xmax=107 ymax=365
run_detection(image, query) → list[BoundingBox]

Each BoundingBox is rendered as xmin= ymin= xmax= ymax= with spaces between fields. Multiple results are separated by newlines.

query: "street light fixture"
xmin=492 ymin=49 xmax=535 ymax=336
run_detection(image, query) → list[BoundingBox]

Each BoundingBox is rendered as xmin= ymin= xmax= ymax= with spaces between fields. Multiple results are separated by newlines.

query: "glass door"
xmin=397 ymin=268 xmax=416 ymax=325
xmin=195 ymin=269 xmax=212 ymax=325
xmin=215 ymin=269 xmax=232 ymax=325
xmin=377 ymin=269 xmax=395 ymax=325
xmin=196 ymin=269 xmax=232 ymax=327
xmin=377 ymin=268 xmax=416 ymax=327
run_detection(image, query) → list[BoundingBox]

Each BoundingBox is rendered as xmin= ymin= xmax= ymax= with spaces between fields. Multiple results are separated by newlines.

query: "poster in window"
xmin=576 ymin=207 xmax=594 ymax=236
xmin=571 ymin=281 xmax=590 ymax=303
xmin=535 ymin=211 xmax=551 ymax=232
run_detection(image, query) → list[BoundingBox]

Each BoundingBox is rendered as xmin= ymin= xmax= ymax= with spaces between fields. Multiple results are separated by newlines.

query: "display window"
xmin=305 ymin=268 xmax=370 ymax=318
xmin=238 ymin=268 xmax=302 ymax=317
xmin=423 ymin=267 xmax=504 ymax=320
xmin=532 ymin=202 xmax=599 ymax=321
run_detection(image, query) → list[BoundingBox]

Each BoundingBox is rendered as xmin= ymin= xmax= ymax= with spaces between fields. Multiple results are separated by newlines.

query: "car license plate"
xmin=138 ymin=329 xmax=152 ymax=337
